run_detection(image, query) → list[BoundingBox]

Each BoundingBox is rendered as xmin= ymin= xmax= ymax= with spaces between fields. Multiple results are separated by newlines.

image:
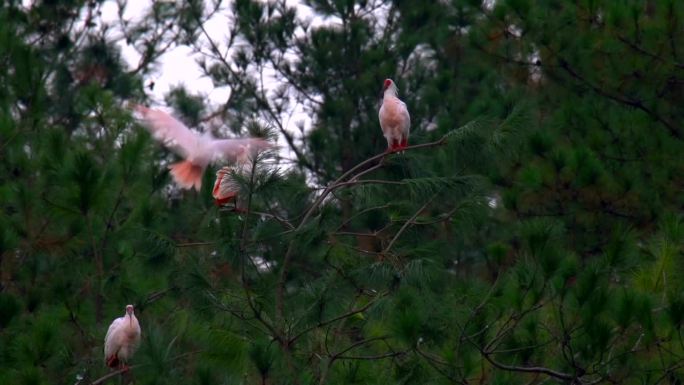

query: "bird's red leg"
xmin=385 ymin=144 xmax=393 ymax=153
xmin=400 ymin=137 xmax=408 ymax=149
xmin=106 ymin=355 xmax=119 ymax=368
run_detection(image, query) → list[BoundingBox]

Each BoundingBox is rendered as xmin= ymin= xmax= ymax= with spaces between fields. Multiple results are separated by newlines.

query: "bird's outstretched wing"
xmin=134 ymin=105 xmax=200 ymax=159
xmin=209 ymin=138 xmax=273 ymax=164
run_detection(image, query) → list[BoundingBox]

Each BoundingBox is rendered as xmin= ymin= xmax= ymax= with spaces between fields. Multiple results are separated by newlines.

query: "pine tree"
xmin=2 ymin=1 xmax=684 ymax=384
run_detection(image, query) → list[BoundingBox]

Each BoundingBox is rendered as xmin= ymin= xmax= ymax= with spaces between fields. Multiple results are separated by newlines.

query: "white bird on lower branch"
xmin=133 ymin=105 xmax=272 ymax=191
xmin=104 ymin=304 xmax=141 ymax=370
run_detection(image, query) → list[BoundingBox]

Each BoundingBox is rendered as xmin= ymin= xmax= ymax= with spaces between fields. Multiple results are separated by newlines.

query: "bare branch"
xmin=290 ymin=292 xmax=387 ymax=344
xmin=480 ymin=352 xmax=574 ymax=382
xmin=89 ymin=350 xmax=201 ymax=385
xmin=382 ymin=192 xmax=440 ymax=255
xmin=558 ymin=59 xmax=682 ymax=140
xmin=336 ymin=351 xmax=407 ymax=360
xmin=298 ymin=136 xmax=449 ymax=230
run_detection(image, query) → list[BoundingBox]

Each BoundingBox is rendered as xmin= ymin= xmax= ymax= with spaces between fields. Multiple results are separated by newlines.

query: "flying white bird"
xmin=104 ymin=304 xmax=141 ymax=370
xmin=133 ymin=105 xmax=272 ymax=191
xmin=378 ymin=79 xmax=410 ymax=152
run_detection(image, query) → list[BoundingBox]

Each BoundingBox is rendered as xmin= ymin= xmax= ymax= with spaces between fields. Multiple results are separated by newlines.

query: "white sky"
xmin=100 ymin=0 xmax=320 ymax=107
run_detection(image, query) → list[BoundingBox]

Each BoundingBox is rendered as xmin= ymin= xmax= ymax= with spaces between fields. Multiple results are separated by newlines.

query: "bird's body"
xmin=379 ymin=79 xmax=410 ymax=152
xmin=212 ymin=166 xmax=247 ymax=211
xmin=104 ymin=305 xmax=141 ymax=370
xmin=212 ymin=149 xmax=252 ymax=211
xmin=134 ymin=105 xmax=271 ymax=191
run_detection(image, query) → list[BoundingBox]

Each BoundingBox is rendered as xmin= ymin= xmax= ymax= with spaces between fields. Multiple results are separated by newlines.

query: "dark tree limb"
xmin=558 ymin=59 xmax=682 ymax=140
xmin=481 ymin=352 xmax=575 ymax=382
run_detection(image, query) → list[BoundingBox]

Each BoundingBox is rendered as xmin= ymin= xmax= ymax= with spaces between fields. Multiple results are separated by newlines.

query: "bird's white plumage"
xmin=210 ymin=139 xmax=271 ymax=164
xmin=104 ymin=305 xmax=141 ymax=368
xmin=379 ymin=79 xmax=410 ymax=151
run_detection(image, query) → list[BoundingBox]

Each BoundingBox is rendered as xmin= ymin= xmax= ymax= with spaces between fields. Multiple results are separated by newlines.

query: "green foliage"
xmin=2 ymin=0 xmax=684 ymax=384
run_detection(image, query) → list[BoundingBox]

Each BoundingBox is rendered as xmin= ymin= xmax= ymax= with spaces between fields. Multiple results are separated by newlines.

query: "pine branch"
xmin=481 ymin=352 xmax=575 ymax=381
xmin=331 ymin=336 xmax=390 ymax=358
xmin=247 ymin=210 xmax=294 ymax=230
xmin=175 ymin=241 xmax=217 ymax=248
xmin=336 ymin=351 xmax=407 ymax=360
xmin=236 ymin=156 xmax=283 ymax=345
xmin=99 ymin=184 xmax=125 ymax=252
xmin=335 ymin=204 xmax=391 ymax=231
xmin=276 ymin=134 xmax=450 ymax=333
xmin=558 ymin=59 xmax=682 ymax=140
xmin=86 ymin=213 xmax=104 ymax=324
xmin=88 ymin=365 xmax=142 ymax=385
xmin=616 ymin=35 xmax=684 ymax=69
xmin=297 ymin=136 xmax=450 ymax=230
xmin=88 ymin=350 xmax=201 ymax=385
xmin=289 ymin=291 xmax=388 ymax=344
xmin=382 ymin=191 xmax=440 ymax=255
xmin=459 ymin=282 xmax=574 ymax=382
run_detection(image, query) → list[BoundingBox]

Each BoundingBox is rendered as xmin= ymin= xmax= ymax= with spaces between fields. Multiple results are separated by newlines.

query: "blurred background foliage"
xmin=1 ymin=0 xmax=684 ymax=384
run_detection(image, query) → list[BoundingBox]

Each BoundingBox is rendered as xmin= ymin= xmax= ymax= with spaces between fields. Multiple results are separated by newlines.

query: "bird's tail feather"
xmin=168 ymin=160 xmax=204 ymax=191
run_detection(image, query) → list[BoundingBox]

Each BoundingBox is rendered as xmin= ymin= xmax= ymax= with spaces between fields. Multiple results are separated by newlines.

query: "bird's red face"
xmin=126 ymin=305 xmax=134 ymax=315
xmin=383 ymin=79 xmax=393 ymax=90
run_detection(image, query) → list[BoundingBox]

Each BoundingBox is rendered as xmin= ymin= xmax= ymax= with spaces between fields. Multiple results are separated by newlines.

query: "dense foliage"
xmin=1 ymin=0 xmax=683 ymax=384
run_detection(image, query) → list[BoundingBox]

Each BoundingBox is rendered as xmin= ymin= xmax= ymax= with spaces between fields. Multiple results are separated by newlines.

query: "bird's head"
xmin=126 ymin=305 xmax=135 ymax=316
xmin=382 ymin=78 xmax=398 ymax=97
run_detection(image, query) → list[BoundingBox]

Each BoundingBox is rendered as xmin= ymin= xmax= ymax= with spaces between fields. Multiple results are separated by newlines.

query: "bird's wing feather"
xmin=135 ymin=105 xmax=200 ymax=159
xmin=104 ymin=317 xmax=125 ymax=359
xmin=128 ymin=315 xmax=142 ymax=353
xmin=209 ymin=138 xmax=272 ymax=164
xmin=400 ymin=102 xmax=410 ymax=136
xmin=378 ymin=104 xmax=388 ymax=133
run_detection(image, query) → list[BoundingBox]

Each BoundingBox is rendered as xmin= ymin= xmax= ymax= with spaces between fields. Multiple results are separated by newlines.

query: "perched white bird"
xmin=212 ymin=147 xmax=252 ymax=212
xmin=104 ymin=304 xmax=141 ymax=370
xmin=133 ymin=105 xmax=272 ymax=191
xmin=378 ymin=79 xmax=410 ymax=152
xmin=212 ymin=167 xmax=247 ymax=211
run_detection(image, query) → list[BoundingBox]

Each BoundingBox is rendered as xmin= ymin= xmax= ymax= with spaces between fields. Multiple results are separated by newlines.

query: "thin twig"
xmin=480 ymin=352 xmax=574 ymax=381
xmin=290 ymin=292 xmax=387 ymax=344
xmin=382 ymin=191 xmax=440 ymax=255
xmin=336 ymin=351 xmax=407 ymax=360
xmin=298 ymin=137 xmax=448 ymax=232
xmin=89 ymin=350 xmax=201 ymax=385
